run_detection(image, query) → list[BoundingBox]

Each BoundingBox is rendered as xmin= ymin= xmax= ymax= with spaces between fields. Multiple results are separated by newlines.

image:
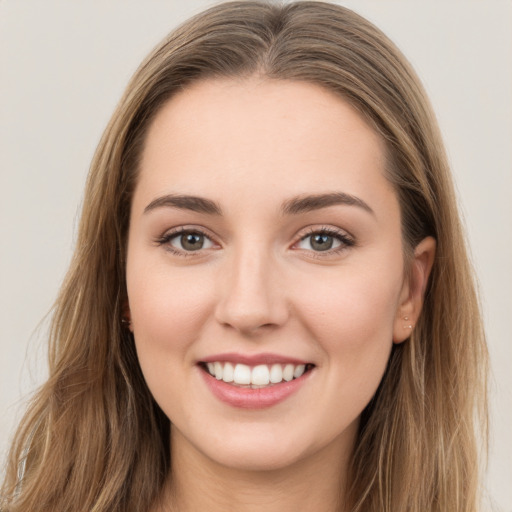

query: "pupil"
xmin=181 ymin=233 xmax=203 ymax=251
xmin=311 ymin=234 xmax=333 ymax=251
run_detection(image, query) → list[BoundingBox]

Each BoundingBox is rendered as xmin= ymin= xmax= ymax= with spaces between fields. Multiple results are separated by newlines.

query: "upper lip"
xmin=199 ymin=352 xmax=311 ymax=366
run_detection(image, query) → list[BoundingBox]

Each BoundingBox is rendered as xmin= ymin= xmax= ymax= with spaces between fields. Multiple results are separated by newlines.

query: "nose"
xmin=214 ymin=246 xmax=289 ymax=335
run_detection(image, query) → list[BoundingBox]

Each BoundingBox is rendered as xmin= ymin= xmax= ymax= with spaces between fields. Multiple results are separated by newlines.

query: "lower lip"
xmin=199 ymin=367 xmax=311 ymax=409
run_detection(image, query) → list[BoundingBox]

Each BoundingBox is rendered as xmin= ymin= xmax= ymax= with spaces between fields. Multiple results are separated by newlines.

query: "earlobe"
xmin=393 ymin=236 xmax=436 ymax=344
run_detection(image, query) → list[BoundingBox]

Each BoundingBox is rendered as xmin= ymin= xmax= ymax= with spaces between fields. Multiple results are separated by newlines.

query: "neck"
xmin=156 ymin=425 xmax=355 ymax=512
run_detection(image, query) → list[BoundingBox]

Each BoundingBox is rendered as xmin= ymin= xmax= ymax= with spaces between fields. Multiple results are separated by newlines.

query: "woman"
xmin=1 ymin=2 xmax=489 ymax=511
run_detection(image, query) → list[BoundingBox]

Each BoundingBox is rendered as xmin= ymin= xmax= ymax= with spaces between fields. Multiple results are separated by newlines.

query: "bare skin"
xmin=154 ymin=423 xmax=352 ymax=512
xmin=127 ymin=77 xmax=435 ymax=512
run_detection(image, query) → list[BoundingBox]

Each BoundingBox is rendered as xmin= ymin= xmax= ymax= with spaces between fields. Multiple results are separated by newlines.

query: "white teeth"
xmin=283 ymin=364 xmax=294 ymax=382
xmin=251 ymin=365 xmax=270 ymax=386
xmin=204 ymin=361 xmax=310 ymax=386
xmin=293 ymin=364 xmax=306 ymax=378
xmin=269 ymin=364 xmax=283 ymax=383
xmin=222 ymin=362 xmax=234 ymax=383
xmin=233 ymin=364 xmax=251 ymax=385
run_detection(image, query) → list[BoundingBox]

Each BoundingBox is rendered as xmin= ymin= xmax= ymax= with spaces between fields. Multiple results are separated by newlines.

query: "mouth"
xmin=198 ymin=361 xmax=316 ymax=389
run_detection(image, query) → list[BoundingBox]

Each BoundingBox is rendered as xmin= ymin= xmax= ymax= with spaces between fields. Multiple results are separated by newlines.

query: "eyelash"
xmin=154 ymin=225 xmax=355 ymax=257
xmin=155 ymin=227 xmax=215 ymax=257
xmin=295 ymin=226 xmax=355 ymax=257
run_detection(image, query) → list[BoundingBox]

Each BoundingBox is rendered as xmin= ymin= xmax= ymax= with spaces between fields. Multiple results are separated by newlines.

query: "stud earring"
xmin=403 ymin=316 xmax=412 ymax=329
xmin=121 ymin=317 xmax=131 ymax=328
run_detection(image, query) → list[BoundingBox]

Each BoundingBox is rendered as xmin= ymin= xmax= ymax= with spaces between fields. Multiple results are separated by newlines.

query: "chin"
xmin=205 ymin=437 xmax=310 ymax=473
xmin=175 ymin=416 xmax=356 ymax=475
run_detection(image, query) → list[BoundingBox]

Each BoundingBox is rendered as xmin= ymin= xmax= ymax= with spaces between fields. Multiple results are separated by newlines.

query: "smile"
xmin=198 ymin=355 xmax=316 ymax=409
xmin=201 ymin=362 xmax=314 ymax=388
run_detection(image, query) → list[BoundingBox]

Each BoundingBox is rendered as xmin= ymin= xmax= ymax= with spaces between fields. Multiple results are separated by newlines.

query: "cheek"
xmin=298 ymin=272 xmax=400 ymax=341
xmin=126 ymin=258 xmax=218 ymax=420
xmin=126 ymin=258 xmax=215 ymax=362
xmin=292 ymin=266 xmax=401 ymax=424
xmin=292 ymin=258 xmax=403 ymax=375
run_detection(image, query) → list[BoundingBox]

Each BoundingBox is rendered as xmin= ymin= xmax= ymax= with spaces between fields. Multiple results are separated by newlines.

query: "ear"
xmin=393 ymin=236 xmax=436 ymax=344
xmin=122 ymin=299 xmax=133 ymax=332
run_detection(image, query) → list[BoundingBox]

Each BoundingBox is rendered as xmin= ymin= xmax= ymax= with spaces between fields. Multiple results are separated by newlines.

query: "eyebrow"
xmin=281 ymin=192 xmax=374 ymax=216
xmin=143 ymin=191 xmax=374 ymax=217
xmin=144 ymin=194 xmax=223 ymax=215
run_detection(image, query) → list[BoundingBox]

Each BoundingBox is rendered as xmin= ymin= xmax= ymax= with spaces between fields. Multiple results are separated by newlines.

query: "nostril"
xmin=218 ymin=319 xmax=281 ymax=336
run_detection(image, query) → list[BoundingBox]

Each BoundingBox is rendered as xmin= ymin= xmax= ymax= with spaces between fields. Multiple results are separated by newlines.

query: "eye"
xmin=295 ymin=228 xmax=354 ymax=253
xmin=159 ymin=229 xmax=215 ymax=253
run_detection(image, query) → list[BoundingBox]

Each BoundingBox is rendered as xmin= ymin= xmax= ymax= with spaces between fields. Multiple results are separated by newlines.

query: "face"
xmin=126 ymin=78 xmax=411 ymax=472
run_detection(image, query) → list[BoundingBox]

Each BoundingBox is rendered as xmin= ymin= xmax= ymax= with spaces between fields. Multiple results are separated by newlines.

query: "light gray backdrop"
xmin=1 ymin=1 xmax=511 ymax=509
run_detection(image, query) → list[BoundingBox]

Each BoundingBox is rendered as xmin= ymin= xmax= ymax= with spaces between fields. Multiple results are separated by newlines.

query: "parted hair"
xmin=1 ymin=2 xmax=488 ymax=511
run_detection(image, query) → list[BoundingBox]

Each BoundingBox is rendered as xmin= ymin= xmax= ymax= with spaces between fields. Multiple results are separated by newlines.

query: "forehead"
xmin=135 ymin=77 xmax=395 ymax=218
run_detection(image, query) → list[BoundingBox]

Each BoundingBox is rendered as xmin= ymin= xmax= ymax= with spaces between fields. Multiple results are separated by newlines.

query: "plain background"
xmin=1 ymin=0 xmax=511 ymax=509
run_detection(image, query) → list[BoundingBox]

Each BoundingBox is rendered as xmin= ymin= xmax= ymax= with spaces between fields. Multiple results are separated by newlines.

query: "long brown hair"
xmin=1 ymin=2 xmax=488 ymax=511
